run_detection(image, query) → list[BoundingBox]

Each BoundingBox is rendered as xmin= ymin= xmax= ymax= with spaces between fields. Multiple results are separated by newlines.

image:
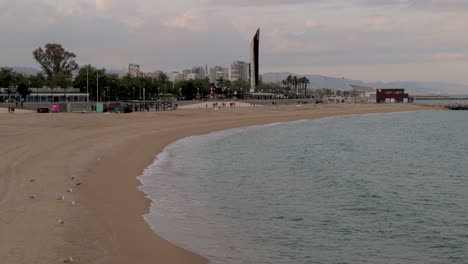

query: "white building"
xmin=123 ymin=64 xmax=141 ymax=78
xmin=192 ymin=66 xmax=208 ymax=79
xmin=209 ymin=66 xmax=228 ymax=83
xmin=168 ymin=72 xmax=184 ymax=83
xmin=229 ymin=60 xmax=249 ymax=82
xmin=187 ymin=73 xmax=198 ymax=80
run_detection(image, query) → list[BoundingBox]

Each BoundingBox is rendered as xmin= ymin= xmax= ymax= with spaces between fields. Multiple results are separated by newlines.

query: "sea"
xmin=138 ymin=111 xmax=468 ymax=264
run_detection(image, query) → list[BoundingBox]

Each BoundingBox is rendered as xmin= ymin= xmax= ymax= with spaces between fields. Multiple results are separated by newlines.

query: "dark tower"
xmin=250 ymin=28 xmax=260 ymax=92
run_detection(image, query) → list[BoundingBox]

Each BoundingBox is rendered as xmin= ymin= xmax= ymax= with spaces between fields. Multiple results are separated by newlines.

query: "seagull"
xmin=57 ymin=196 xmax=65 ymax=201
xmin=71 ymin=176 xmax=75 ymax=181
xmin=67 ymin=188 xmax=73 ymax=193
xmin=63 ymin=256 xmax=73 ymax=263
xmin=30 ymin=179 xmax=36 ymax=182
xmin=71 ymin=201 xmax=77 ymax=206
xmin=76 ymin=182 xmax=82 ymax=186
xmin=58 ymin=219 xmax=65 ymax=225
xmin=29 ymin=195 xmax=37 ymax=199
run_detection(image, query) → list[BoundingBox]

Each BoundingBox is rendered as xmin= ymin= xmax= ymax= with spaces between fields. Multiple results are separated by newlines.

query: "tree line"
xmin=0 ymin=43 xmax=355 ymax=102
xmin=0 ymin=43 xmax=256 ymax=102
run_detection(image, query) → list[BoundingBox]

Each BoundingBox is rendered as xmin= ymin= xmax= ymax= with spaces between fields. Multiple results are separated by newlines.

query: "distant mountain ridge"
xmin=8 ymin=67 xmax=41 ymax=76
xmin=262 ymin=72 xmax=468 ymax=94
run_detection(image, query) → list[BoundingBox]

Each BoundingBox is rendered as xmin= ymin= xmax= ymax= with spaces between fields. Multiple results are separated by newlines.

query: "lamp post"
xmin=96 ymin=70 xmax=99 ymax=103
xmin=86 ymin=67 xmax=89 ymax=103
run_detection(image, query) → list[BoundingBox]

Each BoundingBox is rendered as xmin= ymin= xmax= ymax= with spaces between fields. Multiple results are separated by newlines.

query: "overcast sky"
xmin=1 ymin=0 xmax=467 ymax=84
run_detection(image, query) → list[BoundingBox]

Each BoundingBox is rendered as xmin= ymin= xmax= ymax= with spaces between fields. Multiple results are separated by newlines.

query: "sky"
xmin=1 ymin=0 xmax=468 ymax=84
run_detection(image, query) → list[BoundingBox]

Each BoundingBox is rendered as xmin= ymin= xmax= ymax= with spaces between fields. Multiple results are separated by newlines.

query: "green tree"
xmin=74 ymin=64 xmax=97 ymax=93
xmin=32 ymin=43 xmax=79 ymax=79
xmin=0 ymin=68 xmax=15 ymax=101
xmin=17 ymin=82 xmax=31 ymax=100
xmin=175 ymin=79 xmax=210 ymax=100
xmin=0 ymin=67 xmax=14 ymax=88
xmin=48 ymin=72 xmax=72 ymax=88
xmin=29 ymin=73 xmax=46 ymax=88
xmin=231 ymin=80 xmax=250 ymax=94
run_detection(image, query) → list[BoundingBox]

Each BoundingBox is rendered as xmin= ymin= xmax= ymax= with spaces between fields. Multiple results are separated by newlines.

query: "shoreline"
xmin=0 ymin=104 xmax=439 ymax=263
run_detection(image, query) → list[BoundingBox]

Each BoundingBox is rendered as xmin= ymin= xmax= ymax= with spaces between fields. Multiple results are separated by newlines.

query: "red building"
xmin=376 ymin=89 xmax=413 ymax=103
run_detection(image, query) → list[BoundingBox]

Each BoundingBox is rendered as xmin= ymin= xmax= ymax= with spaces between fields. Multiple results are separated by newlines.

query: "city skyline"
xmin=1 ymin=0 xmax=467 ymax=85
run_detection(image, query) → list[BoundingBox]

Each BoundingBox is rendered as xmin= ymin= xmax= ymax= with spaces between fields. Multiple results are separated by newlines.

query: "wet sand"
xmin=0 ymin=104 xmax=437 ymax=263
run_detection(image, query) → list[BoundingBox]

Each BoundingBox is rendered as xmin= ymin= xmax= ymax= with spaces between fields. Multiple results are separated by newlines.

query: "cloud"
xmin=204 ymin=0 xmax=315 ymax=6
xmin=366 ymin=16 xmax=390 ymax=31
xmin=95 ymin=0 xmax=111 ymax=11
xmin=164 ymin=9 xmax=207 ymax=32
xmin=360 ymin=0 xmax=468 ymax=11
xmin=304 ymin=19 xmax=319 ymax=28
xmin=269 ymin=39 xmax=324 ymax=54
xmin=432 ymin=52 xmax=466 ymax=60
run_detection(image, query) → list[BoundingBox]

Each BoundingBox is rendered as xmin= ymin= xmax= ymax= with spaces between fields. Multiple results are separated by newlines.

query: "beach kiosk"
xmin=51 ymin=103 xmax=67 ymax=113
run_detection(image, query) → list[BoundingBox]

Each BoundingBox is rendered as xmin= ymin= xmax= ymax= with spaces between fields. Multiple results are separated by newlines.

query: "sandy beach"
xmin=0 ymin=103 xmax=437 ymax=263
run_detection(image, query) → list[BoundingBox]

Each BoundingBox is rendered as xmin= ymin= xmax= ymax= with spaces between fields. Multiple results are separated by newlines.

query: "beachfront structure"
xmin=229 ymin=60 xmax=249 ymax=82
xmin=0 ymin=87 xmax=89 ymax=102
xmin=376 ymin=89 xmax=413 ymax=103
xmin=123 ymin=64 xmax=141 ymax=77
xmin=250 ymin=28 xmax=260 ymax=92
xmin=349 ymin=84 xmax=375 ymax=93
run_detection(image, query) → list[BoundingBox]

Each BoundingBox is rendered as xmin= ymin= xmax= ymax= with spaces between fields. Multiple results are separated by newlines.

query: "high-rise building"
xmin=192 ymin=66 xmax=208 ymax=79
xmin=123 ymin=64 xmax=141 ymax=78
xmin=209 ymin=66 xmax=228 ymax=83
xmin=187 ymin=73 xmax=198 ymax=80
xmin=168 ymin=72 xmax=184 ymax=83
xmin=250 ymin=29 xmax=260 ymax=92
xmin=145 ymin=70 xmax=164 ymax=79
xmin=229 ymin=60 xmax=249 ymax=82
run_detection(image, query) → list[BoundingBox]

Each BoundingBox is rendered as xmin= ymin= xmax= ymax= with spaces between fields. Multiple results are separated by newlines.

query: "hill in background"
xmin=262 ymin=72 xmax=468 ymax=94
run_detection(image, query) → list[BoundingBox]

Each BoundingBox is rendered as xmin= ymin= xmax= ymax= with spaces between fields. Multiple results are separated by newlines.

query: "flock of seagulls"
xmin=28 ymin=174 xmax=84 ymax=263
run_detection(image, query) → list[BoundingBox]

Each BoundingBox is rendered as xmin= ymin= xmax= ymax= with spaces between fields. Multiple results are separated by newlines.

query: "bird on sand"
xmin=29 ymin=195 xmax=37 ymax=199
xmin=58 ymin=219 xmax=65 ymax=225
xmin=63 ymin=256 xmax=73 ymax=262
xmin=67 ymin=188 xmax=73 ymax=193
xmin=57 ymin=196 xmax=65 ymax=201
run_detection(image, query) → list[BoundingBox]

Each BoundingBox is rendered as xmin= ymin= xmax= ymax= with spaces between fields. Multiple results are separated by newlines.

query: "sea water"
xmin=138 ymin=111 xmax=468 ymax=264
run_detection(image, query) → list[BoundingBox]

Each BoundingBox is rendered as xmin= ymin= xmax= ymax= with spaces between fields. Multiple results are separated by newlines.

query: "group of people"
xmin=206 ymin=102 xmax=237 ymax=108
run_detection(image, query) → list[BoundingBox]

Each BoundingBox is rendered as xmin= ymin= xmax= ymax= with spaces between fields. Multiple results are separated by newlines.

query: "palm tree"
xmin=293 ymin=76 xmax=298 ymax=95
xmin=303 ymin=77 xmax=310 ymax=96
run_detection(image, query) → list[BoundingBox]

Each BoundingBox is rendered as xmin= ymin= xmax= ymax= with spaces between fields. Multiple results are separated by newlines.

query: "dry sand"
xmin=0 ymin=104 xmax=438 ymax=263
xmin=178 ymin=101 xmax=260 ymax=109
xmin=0 ymin=108 xmax=34 ymax=114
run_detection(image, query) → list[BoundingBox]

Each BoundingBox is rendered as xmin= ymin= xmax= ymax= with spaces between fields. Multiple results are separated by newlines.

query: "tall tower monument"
xmin=250 ymin=29 xmax=260 ymax=93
